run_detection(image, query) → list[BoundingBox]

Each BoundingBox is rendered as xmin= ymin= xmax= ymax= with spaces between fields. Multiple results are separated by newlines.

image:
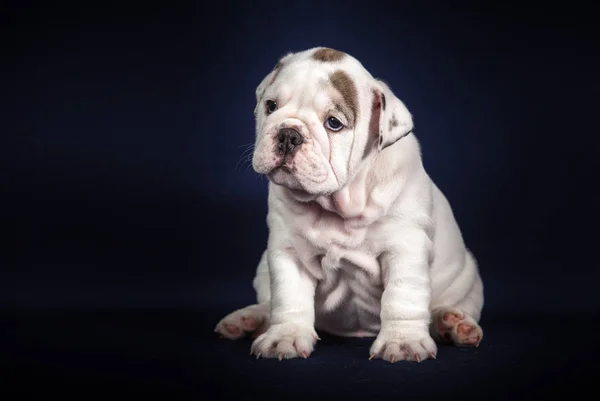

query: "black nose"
xmin=277 ymin=128 xmax=304 ymax=155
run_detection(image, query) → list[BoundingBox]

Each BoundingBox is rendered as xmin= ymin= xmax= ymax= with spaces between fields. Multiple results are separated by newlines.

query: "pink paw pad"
xmin=442 ymin=311 xmax=463 ymax=326
xmin=241 ymin=316 xmax=258 ymax=331
xmin=434 ymin=309 xmax=483 ymax=347
xmin=437 ymin=311 xmax=463 ymax=342
xmin=456 ymin=323 xmax=482 ymax=346
xmin=225 ymin=324 xmax=242 ymax=337
xmin=457 ymin=322 xmax=474 ymax=336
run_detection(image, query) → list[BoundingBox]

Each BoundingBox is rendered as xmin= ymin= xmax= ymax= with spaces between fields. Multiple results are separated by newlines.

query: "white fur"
xmin=219 ymin=47 xmax=484 ymax=362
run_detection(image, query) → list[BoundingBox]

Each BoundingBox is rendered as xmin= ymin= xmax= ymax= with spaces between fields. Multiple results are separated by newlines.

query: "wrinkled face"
xmin=251 ymin=47 xmax=414 ymax=197
xmin=252 ymin=49 xmax=370 ymax=196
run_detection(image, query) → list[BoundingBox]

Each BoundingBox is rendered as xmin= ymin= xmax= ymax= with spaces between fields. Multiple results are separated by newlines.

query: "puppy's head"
xmin=252 ymin=47 xmax=413 ymax=197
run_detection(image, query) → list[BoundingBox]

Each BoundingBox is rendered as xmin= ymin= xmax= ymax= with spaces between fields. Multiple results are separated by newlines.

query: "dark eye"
xmin=265 ymin=100 xmax=277 ymax=114
xmin=325 ymin=117 xmax=344 ymax=132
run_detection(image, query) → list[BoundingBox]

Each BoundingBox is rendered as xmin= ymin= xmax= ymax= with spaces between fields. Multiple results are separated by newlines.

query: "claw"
xmin=368 ymin=354 xmax=376 ymax=360
xmin=256 ymin=352 xmax=261 ymax=359
xmin=278 ymin=353 xmax=283 ymax=361
xmin=429 ymin=352 xmax=437 ymax=359
xmin=301 ymin=351 xmax=309 ymax=359
xmin=390 ymin=356 xmax=396 ymax=363
xmin=415 ymin=353 xmax=421 ymax=363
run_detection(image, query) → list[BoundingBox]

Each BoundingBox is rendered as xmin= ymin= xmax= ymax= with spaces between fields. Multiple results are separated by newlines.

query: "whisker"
xmin=238 ymin=142 xmax=254 ymax=149
xmin=245 ymin=158 xmax=255 ymax=172
xmin=235 ymin=144 xmax=255 ymax=171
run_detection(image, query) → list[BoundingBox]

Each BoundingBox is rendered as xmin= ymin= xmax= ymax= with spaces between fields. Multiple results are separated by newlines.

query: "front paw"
xmin=370 ymin=326 xmax=437 ymax=363
xmin=250 ymin=322 xmax=318 ymax=360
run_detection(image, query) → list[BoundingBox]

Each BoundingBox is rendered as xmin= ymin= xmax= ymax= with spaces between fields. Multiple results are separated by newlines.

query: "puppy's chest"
xmin=292 ymin=204 xmax=368 ymax=248
xmin=292 ymin=210 xmax=381 ymax=280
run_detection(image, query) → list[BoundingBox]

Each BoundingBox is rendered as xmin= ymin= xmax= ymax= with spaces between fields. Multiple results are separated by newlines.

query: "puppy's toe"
xmin=441 ymin=309 xmax=464 ymax=327
xmin=431 ymin=307 xmax=483 ymax=347
xmin=453 ymin=321 xmax=483 ymax=347
xmin=215 ymin=318 xmax=245 ymax=340
xmin=251 ymin=323 xmax=317 ymax=359
xmin=215 ymin=304 xmax=269 ymax=340
xmin=241 ymin=315 xmax=259 ymax=331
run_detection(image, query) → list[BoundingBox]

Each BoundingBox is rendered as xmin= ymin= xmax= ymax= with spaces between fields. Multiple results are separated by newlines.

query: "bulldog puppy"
xmin=215 ymin=47 xmax=484 ymax=363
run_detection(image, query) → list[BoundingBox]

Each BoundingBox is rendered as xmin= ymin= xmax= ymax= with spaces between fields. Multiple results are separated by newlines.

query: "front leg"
xmin=370 ymin=229 xmax=437 ymax=363
xmin=250 ymin=248 xmax=318 ymax=360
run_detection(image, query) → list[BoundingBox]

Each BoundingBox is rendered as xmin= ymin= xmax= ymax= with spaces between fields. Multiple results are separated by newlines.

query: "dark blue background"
xmin=2 ymin=1 xmax=599 ymax=399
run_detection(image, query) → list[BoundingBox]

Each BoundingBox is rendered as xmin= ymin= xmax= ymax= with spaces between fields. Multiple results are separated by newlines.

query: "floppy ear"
xmin=372 ymin=80 xmax=414 ymax=152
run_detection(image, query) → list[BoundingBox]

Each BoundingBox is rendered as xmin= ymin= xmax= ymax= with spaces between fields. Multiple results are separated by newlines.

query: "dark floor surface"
xmin=3 ymin=304 xmax=597 ymax=399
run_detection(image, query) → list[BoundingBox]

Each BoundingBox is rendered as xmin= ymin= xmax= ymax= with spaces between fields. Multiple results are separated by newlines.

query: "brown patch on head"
xmin=329 ymin=70 xmax=358 ymax=128
xmin=312 ymin=48 xmax=345 ymax=62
